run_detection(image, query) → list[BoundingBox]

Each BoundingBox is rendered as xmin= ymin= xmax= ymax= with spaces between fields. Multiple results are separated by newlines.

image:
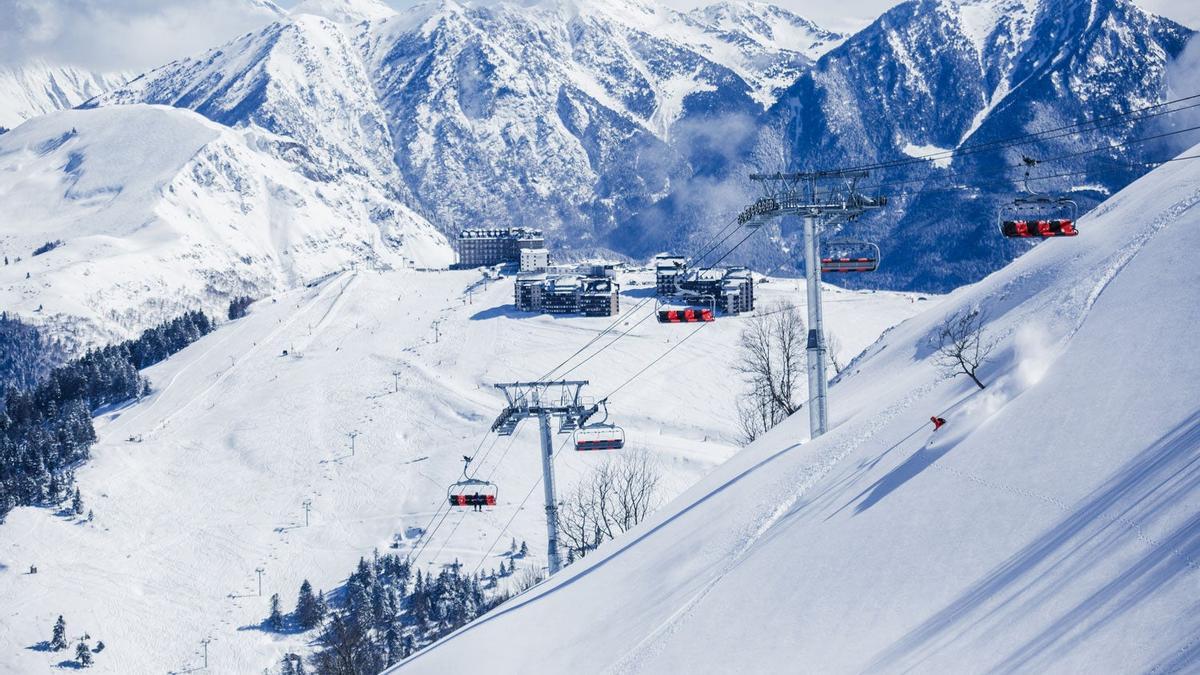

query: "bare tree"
xmin=826 ymin=332 xmax=844 ymax=375
xmin=735 ymin=387 xmax=772 ymax=446
xmin=934 ymin=309 xmax=997 ymax=389
xmin=734 ymin=301 xmax=806 ymax=443
xmin=559 ymin=450 xmax=662 ymax=562
xmin=513 ymin=566 xmax=547 ymax=594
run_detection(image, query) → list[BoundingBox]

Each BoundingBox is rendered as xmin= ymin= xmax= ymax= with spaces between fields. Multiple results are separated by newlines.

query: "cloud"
xmin=0 ymin=0 xmax=283 ymax=72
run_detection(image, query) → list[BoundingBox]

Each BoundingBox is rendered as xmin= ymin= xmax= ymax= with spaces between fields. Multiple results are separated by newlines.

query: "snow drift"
xmin=395 ymin=146 xmax=1200 ymax=673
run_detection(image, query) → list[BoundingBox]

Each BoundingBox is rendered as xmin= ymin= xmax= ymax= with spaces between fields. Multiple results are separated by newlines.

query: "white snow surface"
xmin=901 ymin=142 xmax=953 ymax=168
xmin=0 ymin=264 xmax=925 ymax=673
xmin=0 ymin=61 xmax=131 ymax=131
xmin=293 ymin=0 xmax=398 ymax=24
xmin=391 ymin=146 xmax=1200 ymax=673
xmin=0 ymin=105 xmax=451 ymax=348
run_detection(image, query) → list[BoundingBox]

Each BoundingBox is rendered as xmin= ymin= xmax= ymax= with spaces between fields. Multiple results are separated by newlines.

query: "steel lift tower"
xmin=738 ymin=170 xmax=886 ymax=438
xmin=491 ymin=380 xmax=598 ymax=575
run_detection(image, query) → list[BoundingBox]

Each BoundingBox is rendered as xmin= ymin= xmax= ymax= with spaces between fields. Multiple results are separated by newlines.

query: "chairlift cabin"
xmin=820 ymin=240 xmax=880 ymax=274
xmin=999 ymin=196 xmax=1079 ymax=238
xmin=446 ymin=456 xmax=497 ymax=510
xmin=656 ymin=297 xmax=714 ymax=323
xmin=574 ymin=425 xmax=626 ymax=451
xmin=999 ymin=158 xmax=1079 ymax=239
xmin=573 ymin=400 xmax=626 ymax=451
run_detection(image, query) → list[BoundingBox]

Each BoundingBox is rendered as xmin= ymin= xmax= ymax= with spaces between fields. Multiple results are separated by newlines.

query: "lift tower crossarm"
xmin=741 ymin=170 xmax=886 ymax=439
xmin=491 ymin=380 xmax=593 ymax=575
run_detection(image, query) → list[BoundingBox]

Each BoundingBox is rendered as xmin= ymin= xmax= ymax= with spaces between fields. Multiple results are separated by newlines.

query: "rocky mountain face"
xmin=749 ymin=0 xmax=1194 ymax=289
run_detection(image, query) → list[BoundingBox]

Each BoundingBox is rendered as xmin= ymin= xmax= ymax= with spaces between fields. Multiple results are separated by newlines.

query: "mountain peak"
xmin=292 ymin=0 xmax=397 ymax=24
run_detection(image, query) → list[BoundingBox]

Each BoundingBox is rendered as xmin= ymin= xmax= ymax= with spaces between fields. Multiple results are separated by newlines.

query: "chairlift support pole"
xmin=740 ymin=171 xmax=887 ymax=439
xmin=537 ymin=409 xmax=561 ymax=574
xmin=491 ymin=380 xmax=592 ymax=576
xmin=801 ymin=213 xmax=828 ymax=435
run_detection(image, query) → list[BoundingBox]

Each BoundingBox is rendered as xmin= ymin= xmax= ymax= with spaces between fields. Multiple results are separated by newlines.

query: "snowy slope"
xmin=92 ymin=13 xmax=403 ymax=190
xmin=0 ymin=62 xmax=131 ymax=132
xmin=0 ymin=269 xmax=926 ymax=673
xmin=0 ymin=105 xmax=451 ymax=349
xmin=393 ymin=146 xmax=1200 ymax=672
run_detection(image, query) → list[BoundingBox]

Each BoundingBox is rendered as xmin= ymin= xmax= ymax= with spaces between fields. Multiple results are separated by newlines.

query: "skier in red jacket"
xmin=931 ymin=415 xmax=947 ymax=431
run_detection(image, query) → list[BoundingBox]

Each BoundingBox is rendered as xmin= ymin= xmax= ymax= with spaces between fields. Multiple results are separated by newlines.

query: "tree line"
xmin=270 ymin=549 xmax=525 ymax=674
xmin=0 ymin=311 xmax=214 ymax=521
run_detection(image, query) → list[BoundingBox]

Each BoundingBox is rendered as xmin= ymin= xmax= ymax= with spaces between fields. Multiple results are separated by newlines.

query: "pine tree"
xmin=519 ymin=540 xmax=528 ymax=557
xmin=75 ymin=640 xmax=92 ymax=667
xmin=50 ymin=615 xmax=67 ymax=650
xmin=71 ymin=488 xmax=84 ymax=515
xmin=315 ymin=589 xmax=328 ymax=623
xmin=296 ymin=580 xmax=320 ymax=629
xmin=268 ymin=593 xmax=283 ymax=631
xmin=384 ymin=626 xmax=402 ymax=666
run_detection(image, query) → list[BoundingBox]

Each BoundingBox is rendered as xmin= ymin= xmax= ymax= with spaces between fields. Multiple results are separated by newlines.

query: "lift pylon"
xmin=491 ymin=380 xmax=599 ymax=575
xmin=739 ymin=170 xmax=887 ymax=439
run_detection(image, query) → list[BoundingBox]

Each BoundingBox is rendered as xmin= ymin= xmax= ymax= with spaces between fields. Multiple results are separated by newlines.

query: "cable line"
xmin=839 ymin=92 xmax=1200 ymax=174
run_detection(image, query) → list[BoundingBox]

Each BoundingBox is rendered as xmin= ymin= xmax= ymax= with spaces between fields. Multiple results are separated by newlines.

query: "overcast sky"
xmin=1 ymin=0 xmax=1197 ymax=73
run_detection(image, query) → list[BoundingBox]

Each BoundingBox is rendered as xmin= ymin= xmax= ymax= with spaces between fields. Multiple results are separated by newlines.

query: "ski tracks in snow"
xmin=606 ymin=380 xmax=941 ymax=674
xmin=145 ymin=271 xmax=358 ymax=439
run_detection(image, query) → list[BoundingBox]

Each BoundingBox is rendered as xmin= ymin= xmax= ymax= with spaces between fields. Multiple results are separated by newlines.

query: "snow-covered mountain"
xmin=87 ymin=0 xmax=840 ymax=252
xmin=686 ymin=0 xmax=844 ymax=104
xmin=3 ymin=0 xmax=1190 ymax=342
xmin=0 ymin=61 xmax=131 ymax=132
xmin=0 ymin=105 xmax=451 ymax=347
xmin=392 ymin=139 xmax=1200 ymax=674
xmin=91 ymin=13 xmax=403 ymax=193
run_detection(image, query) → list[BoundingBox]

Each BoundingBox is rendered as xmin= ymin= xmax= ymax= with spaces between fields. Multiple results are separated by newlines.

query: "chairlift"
xmin=655 ymin=296 xmax=715 ymax=323
xmin=998 ymin=156 xmax=1080 ymax=239
xmin=446 ymin=455 xmax=497 ymax=510
xmin=820 ymin=240 xmax=880 ymax=274
xmin=574 ymin=400 xmax=626 ymax=451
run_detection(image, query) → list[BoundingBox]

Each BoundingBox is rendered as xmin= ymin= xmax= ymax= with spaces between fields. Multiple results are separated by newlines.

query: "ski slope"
xmin=0 ymin=266 xmax=926 ymax=673
xmin=393 ymin=150 xmax=1200 ymax=673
